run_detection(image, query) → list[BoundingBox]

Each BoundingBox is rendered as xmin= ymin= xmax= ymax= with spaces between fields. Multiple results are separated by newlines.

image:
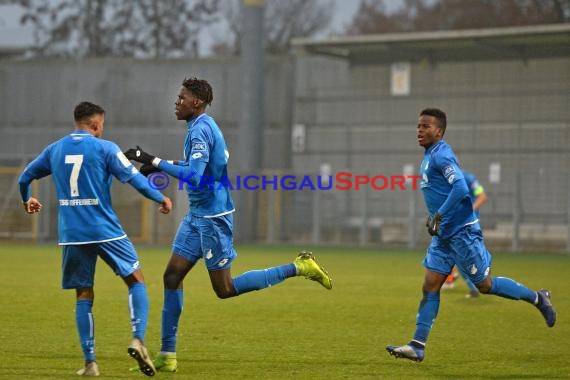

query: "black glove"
xmin=426 ymin=213 xmax=442 ymax=236
xmin=124 ymin=145 xmax=155 ymax=165
xmin=139 ymin=163 xmax=160 ymax=177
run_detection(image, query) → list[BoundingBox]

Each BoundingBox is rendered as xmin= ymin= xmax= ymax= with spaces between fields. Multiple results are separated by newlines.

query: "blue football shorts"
xmin=422 ymin=224 xmax=492 ymax=285
xmin=61 ymin=237 xmax=141 ymax=289
xmin=172 ymin=213 xmax=237 ymax=271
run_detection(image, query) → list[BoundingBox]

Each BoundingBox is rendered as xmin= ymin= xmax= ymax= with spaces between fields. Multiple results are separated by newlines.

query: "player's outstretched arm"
xmin=127 ymin=173 xmax=171 ymax=211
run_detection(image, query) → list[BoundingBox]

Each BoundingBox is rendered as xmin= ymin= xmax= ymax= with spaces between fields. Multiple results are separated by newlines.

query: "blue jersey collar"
xmin=425 ymin=139 xmax=444 ymax=154
xmin=70 ymin=130 xmax=93 ymax=136
xmin=186 ymin=113 xmax=207 ymax=130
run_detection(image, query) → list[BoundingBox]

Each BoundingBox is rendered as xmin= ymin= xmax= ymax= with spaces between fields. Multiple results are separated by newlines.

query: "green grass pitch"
xmin=0 ymin=243 xmax=568 ymax=379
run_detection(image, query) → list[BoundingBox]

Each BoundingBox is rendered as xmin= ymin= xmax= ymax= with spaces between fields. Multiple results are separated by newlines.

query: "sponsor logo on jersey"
xmin=193 ymin=142 xmax=206 ymax=151
xmin=132 ymin=260 xmax=140 ymax=270
xmin=192 ymin=152 xmax=203 ymax=159
xmin=218 ymin=258 xmax=229 ymax=267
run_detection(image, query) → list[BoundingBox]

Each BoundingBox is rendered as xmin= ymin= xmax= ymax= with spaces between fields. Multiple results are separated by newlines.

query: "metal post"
xmin=512 ymin=171 xmax=521 ymax=252
xmin=408 ymin=186 xmax=417 ymax=249
xmin=567 ymin=173 xmax=570 ymax=254
xmin=360 ymin=182 xmax=368 ymax=246
xmin=238 ymin=0 xmax=265 ymax=242
xmin=266 ymin=189 xmax=275 ymax=244
xmin=312 ymin=189 xmax=321 ymax=245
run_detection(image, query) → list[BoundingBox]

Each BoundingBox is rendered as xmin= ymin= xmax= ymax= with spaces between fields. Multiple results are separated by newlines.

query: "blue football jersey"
xmin=180 ymin=113 xmax=234 ymax=217
xmin=20 ymin=131 xmax=139 ymax=244
xmin=419 ymin=140 xmax=477 ymax=238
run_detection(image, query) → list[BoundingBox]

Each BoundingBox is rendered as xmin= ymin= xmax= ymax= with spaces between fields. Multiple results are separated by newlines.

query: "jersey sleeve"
xmin=435 ymin=150 xmax=464 ymax=185
xmin=189 ymin=125 xmax=210 ymax=164
xmin=18 ymin=146 xmax=53 ymax=202
xmin=435 ymin=148 xmax=468 ymax=216
xmin=106 ymin=142 xmax=139 ymax=183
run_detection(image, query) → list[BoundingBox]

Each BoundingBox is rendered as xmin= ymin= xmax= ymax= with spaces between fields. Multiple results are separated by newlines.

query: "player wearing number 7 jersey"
xmin=18 ymin=101 xmax=172 ymax=377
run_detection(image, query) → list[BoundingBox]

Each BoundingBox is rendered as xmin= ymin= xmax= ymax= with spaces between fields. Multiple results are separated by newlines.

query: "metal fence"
xmin=1 ymin=51 xmax=570 ymax=252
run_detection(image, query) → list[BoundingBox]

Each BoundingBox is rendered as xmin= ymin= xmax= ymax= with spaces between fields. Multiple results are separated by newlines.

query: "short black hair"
xmin=182 ymin=77 xmax=213 ymax=106
xmin=74 ymin=101 xmax=105 ymax=122
xmin=420 ymin=108 xmax=447 ymax=135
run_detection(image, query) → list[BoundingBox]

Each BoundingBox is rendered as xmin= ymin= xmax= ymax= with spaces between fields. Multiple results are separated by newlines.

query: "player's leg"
xmin=475 ymin=276 xmax=555 ymax=327
xmin=202 ymin=214 xmax=330 ymax=296
xmin=155 ymin=253 xmax=195 ymax=372
xmin=150 ymin=215 xmax=200 ymax=372
xmin=220 ymin=249 xmax=333 ymax=295
xmin=203 ymin=214 xmax=291 ymax=297
xmin=386 ymin=238 xmax=452 ymax=362
xmin=128 ymin=253 xmax=191 ymax=374
xmin=123 ymin=268 xmax=155 ymax=376
xmin=62 ymin=245 xmax=100 ymax=376
xmin=98 ymin=238 xmax=155 ymax=376
xmin=75 ymin=287 xmax=99 ymax=377
xmin=457 ymin=226 xmax=555 ymax=327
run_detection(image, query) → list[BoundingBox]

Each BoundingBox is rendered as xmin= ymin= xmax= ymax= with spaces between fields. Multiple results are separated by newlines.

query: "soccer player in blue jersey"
xmin=18 ymin=101 xmax=173 ymax=377
xmin=442 ymin=169 xmax=488 ymax=297
xmin=125 ymin=77 xmax=332 ymax=373
xmin=386 ymin=108 xmax=556 ymax=362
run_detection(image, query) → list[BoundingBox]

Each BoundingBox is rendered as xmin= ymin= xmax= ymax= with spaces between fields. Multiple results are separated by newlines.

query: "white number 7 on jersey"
xmin=65 ymin=155 xmax=83 ymax=197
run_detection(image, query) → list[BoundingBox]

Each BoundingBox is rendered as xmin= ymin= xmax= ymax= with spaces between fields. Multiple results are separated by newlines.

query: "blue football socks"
xmin=76 ymin=299 xmax=96 ymax=363
xmin=412 ymin=291 xmax=440 ymax=344
xmin=489 ymin=276 xmax=536 ymax=303
xmin=161 ymin=289 xmax=183 ymax=353
xmin=128 ymin=282 xmax=149 ymax=341
xmin=232 ymin=264 xmax=297 ymax=295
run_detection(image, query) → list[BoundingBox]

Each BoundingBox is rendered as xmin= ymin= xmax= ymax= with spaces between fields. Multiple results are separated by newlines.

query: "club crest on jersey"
xmin=193 ymin=142 xmax=206 ymax=151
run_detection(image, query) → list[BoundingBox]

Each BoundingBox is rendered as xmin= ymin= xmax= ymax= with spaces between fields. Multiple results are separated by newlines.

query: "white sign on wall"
xmin=391 ymin=62 xmax=411 ymax=96
xmin=292 ymin=124 xmax=306 ymax=153
xmin=403 ymin=163 xmax=415 ymax=182
xmin=320 ymin=163 xmax=331 ymax=187
xmin=489 ymin=162 xmax=501 ymax=184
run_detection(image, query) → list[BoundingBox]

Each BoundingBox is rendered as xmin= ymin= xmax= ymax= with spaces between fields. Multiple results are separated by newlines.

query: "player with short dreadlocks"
xmin=125 ymin=77 xmax=332 ymax=373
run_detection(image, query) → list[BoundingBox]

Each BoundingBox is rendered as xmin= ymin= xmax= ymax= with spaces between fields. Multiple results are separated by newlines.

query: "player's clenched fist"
xmin=159 ymin=197 xmax=173 ymax=214
xmin=22 ymin=197 xmax=43 ymax=214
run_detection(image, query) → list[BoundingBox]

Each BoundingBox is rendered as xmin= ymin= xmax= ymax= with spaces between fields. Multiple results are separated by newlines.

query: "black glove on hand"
xmin=139 ymin=163 xmax=160 ymax=177
xmin=124 ymin=145 xmax=155 ymax=165
xmin=427 ymin=213 xmax=442 ymax=236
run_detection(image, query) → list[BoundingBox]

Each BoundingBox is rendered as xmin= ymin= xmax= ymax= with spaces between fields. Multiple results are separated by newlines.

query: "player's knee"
xmin=163 ymin=271 xmax=182 ymax=289
xmin=213 ymin=284 xmax=236 ymax=299
xmin=476 ymin=279 xmax=492 ymax=294
xmin=76 ymin=287 xmax=94 ymax=300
